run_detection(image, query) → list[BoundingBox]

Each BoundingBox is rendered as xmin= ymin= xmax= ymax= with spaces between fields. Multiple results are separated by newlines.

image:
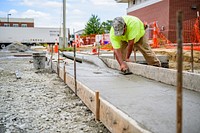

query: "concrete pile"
xmin=6 ymin=42 xmax=29 ymax=52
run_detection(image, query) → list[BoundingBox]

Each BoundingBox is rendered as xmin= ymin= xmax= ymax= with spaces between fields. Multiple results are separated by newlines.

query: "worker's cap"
xmin=112 ymin=17 xmax=125 ymax=36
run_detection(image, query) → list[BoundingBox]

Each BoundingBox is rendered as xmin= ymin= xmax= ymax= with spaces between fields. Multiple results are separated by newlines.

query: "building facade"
xmin=0 ymin=17 xmax=34 ymax=27
xmin=116 ymin=0 xmax=200 ymax=42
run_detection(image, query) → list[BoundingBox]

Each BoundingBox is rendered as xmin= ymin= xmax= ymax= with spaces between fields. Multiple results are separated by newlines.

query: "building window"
xmin=4 ymin=23 xmax=10 ymax=27
xmin=21 ymin=24 xmax=27 ymax=27
xmin=13 ymin=24 xmax=19 ymax=27
xmin=134 ymin=0 xmax=150 ymax=5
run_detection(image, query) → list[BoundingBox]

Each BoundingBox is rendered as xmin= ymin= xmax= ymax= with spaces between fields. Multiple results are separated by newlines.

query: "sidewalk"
xmin=52 ymin=52 xmax=200 ymax=133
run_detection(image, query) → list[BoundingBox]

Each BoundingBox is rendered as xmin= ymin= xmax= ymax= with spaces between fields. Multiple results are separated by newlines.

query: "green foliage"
xmin=42 ymin=43 xmax=49 ymax=47
xmin=101 ymin=20 xmax=112 ymax=33
xmin=83 ymin=14 xmax=112 ymax=35
xmin=59 ymin=47 xmax=74 ymax=52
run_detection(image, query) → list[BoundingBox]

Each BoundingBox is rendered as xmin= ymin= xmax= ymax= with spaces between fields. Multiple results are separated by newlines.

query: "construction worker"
xmin=110 ymin=15 xmax=161 ymax=72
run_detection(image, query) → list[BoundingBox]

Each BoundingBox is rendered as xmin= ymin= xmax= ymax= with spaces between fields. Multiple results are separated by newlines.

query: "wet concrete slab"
xmin=61 ymin=52 xmax=200 ymax=133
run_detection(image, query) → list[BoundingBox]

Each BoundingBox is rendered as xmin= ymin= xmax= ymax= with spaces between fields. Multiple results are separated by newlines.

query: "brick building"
xmin=0 ymin=17 xmax=34 ymax=27
xmin=116 ymin=0 xmax=200 ymax=42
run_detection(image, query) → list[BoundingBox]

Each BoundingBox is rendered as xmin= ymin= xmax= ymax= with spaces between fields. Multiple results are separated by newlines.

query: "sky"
xmin=0 ymin=0 xmax=127 ymax=32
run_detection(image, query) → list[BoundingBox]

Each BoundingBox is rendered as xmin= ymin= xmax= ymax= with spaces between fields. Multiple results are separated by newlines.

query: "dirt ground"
xmin=0 ymin=50 xmax=110 ymax=133
xmin=153 ymin=48 xmax=200 ymax=71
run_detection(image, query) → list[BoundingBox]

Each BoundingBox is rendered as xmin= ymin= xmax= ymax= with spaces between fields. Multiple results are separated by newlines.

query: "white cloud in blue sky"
xmin=0 ymin=0 xmax=127 ymax=32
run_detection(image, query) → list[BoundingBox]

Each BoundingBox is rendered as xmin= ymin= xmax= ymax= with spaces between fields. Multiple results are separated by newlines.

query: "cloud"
xmin=1 ymin=0 xmax=127 ymax=30
xmin=22 ymin=9 xmax=50 ymax=18
xmin=42 ymin=1 xmax=62 ymax=8
xmin=9 ymin=9 xmax=18 ymax=14
xmin=0 ymin=9 xmax=18 ymax=17
xmin=0 ymin=11 xmax=5 ymax=16
xmin=72 ymin=9 xmax=84 ymax=15
xmin=90 ymin=0 xmax=117 ymax=6
xmin=20 ymin=0 xmax=35 ymax=6
xmin=20 ymin=10 xmax=61 ymax=27
xmin=20 ymin=0 xmax=62 ymax=8
xmin=67 ymin=21 xmax=86 ymax=33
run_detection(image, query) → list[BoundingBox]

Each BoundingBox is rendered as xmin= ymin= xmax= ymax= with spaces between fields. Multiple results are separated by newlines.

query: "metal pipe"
xmin=176 ymin=10 xmax=183 ymax=133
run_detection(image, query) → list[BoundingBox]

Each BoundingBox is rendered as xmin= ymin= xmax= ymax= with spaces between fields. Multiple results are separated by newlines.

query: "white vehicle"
xmin=0 ymin=27 xmax=68 ymax=49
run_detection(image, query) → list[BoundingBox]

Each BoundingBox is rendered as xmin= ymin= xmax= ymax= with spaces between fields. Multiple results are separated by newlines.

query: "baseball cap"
xmin=112 ymin=17 xmax=125 ymax=36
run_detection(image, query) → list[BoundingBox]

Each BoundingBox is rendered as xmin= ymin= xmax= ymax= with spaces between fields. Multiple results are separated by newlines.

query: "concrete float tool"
xmin=120 ymin=69 xmax=133 ymax=75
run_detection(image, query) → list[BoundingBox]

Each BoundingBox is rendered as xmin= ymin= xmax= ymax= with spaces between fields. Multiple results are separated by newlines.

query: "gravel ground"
xmin=0 ymin=50 xmax=110 ymax=133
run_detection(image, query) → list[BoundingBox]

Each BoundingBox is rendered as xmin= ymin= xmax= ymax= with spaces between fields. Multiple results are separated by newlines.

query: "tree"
xmin=84 ymin=14 xmax=102 ymax=35
xmin=101 ymin=20 xmax=112 ymax=34
xmin=83 ymin=14 xmax=112 ymax=35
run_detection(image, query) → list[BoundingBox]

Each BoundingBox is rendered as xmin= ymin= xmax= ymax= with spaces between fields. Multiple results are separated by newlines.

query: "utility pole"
xmin=7 ymin=14 xmax=11 ymax=27
xmin=63 ymin=0 xmax=66 ymax=48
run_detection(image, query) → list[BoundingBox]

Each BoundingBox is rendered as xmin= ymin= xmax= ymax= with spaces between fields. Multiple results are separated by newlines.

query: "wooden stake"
xmin=57 ymin=50 xmax=60 ymax=77
xmin=74 ymin=43 xmax=77 ymax=95
xmin=98 ymin=43 xmax=100 ymax=58
xmin=134 ymin=48 xmax=136 ymax=63
xmin=191 ymin=43 xmax=194 ymax=72
xmin=64 ymin=62 xmax=66 ymax=84
xmin=95 ymin=91 xmax=100 ymax=121
xmin=176 ymin=10 xmax=183 ymax=133
xmin=51 ymin=44 xmax=53 ymax=70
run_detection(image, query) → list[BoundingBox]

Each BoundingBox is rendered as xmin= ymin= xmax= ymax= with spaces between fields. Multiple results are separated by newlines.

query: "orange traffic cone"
xmin=153 ymin=22 xmax=158 ymax=48
xmin=54 ymin=41 xmax=58 ymax=53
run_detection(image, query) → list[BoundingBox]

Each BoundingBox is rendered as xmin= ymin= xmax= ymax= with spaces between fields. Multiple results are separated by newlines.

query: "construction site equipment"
xmin=32 ymin=52 xmax=46 ymax=69
xmin=120 ymin=69 xmax=133 ymax=75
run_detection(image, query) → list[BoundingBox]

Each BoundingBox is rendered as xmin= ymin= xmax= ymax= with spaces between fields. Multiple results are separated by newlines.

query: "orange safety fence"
xmin=183 ymin=17 xmax=200 ymax=51
xmin=80 ymin=34 xmax=96 ymax=45
xmin=149 ymin=18 xmax=200 ymax=51
xmin=148 ymin=21 xmax=173 ymax=49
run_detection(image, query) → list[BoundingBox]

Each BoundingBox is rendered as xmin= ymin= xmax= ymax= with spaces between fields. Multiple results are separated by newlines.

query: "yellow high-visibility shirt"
xmin=110 ymin=15 xmax=145 ymax=49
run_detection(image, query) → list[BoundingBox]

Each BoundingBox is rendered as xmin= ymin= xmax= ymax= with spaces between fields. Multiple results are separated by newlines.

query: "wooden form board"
xmin=52 ymin=61 xmax=150 ymax=133
xmin=65 ymin=74 xmax=96 ymax=114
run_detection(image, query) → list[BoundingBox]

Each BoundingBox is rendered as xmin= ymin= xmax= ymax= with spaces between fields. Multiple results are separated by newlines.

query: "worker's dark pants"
xmin=120 ymin=34 xmax=161 ymax=67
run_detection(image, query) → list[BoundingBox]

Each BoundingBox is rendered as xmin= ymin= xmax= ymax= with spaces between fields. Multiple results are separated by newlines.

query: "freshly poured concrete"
xmin=61 ymin=52 xmax=200 ymax=133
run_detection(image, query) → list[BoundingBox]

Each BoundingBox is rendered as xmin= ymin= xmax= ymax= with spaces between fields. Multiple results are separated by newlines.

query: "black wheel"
xmin=0 ymin=44 xmax=6 ymax=49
